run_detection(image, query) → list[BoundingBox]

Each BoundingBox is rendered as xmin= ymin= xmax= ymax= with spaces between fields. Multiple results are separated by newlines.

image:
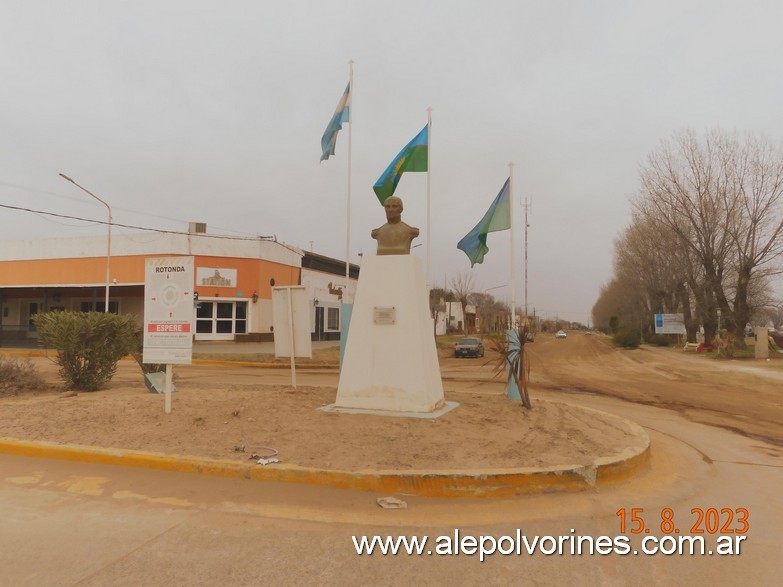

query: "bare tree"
xmin=591 ymin=277 xmax=643 ymax=333
xmin=722 ymin=133 xmax=783 ymax=333
xmin=471 ymin=292 xmax=509 ymax=333
xmin=758 ymin=303 xmax=783 ymax=330
xmin=614 ymin=211 xmax=706 ymax=341
xmin=449 ymin=271 xmax=476 ymax=333
xmin=633 ymin=129 xmax=783 ymax=344
xmin=635 ymin=130 xmax=733 ymax=341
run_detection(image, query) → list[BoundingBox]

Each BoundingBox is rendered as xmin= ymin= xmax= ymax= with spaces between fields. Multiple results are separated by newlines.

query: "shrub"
xmin=131 ymin=327 xmax=166 ymax=375
xmin=612 ymin=329 xmax=641 ymax=349
xmin=650 ymin=335 xmax=670 ymax=347
xmin=33 ymin=311 xmax=138 ymax=391
xmin=713 ymin=329 xmax=735 ymax=359
xmin=0 ymin=356 xmax=46 ymax=395
xmin=491 ymin=324 xmax=532 ymax=409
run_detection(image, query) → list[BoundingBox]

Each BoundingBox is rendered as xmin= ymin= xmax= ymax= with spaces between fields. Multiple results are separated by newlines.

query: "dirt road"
xmin=521 ymin=332 xmax=783 ymax=445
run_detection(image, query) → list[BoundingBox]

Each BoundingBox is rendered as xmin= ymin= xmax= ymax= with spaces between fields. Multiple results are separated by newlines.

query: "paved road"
xmin=1 ymin=335 xmax=781 ymax=585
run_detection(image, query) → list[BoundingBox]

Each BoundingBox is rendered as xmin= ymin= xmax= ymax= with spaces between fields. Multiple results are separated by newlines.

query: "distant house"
xmin=300 ymin=252 xmax=359 ymax=342
xmin=433 ymin=300 xmax=476 ymax=335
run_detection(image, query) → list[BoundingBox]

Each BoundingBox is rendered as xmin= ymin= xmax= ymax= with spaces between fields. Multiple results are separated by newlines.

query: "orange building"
xmin=0 ymin=228 xmax=358 ymax=346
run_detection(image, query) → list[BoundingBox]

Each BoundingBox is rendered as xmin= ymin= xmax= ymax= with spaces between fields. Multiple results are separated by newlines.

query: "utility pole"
xmin=523 ymin=196 xmax=531 ymax=322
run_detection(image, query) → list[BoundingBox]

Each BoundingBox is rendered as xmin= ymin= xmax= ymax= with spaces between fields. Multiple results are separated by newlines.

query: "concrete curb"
xmin=0 ymin=350 xmax=651 ymax=496
xmin=0 ymin=428 xmax=650 ymax=498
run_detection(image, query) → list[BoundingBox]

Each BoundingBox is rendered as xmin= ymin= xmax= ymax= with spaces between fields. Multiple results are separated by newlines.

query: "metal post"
xmin=164 ymin=364 xmax=173 ymax=414
xmin=509 ymin=162 xmax=516 ymax=328
xmin=59 ymin=174 xmax=112 ymax=312
xmin=287 ymin=287 xmax=297 ymax=389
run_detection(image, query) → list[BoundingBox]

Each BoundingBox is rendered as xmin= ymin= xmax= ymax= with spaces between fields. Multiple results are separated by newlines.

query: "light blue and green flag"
xmin=320 ymin=83 xmax=351 ymax=162
xmin=372 ymin=125 xmax=428 ymax=204
xmin=457 ymin=178 xmax=511 ymax=266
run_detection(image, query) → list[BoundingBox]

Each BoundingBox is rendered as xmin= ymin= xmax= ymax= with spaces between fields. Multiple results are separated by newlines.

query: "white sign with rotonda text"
xmin=143 ymin=256 xmax=195 ymax=364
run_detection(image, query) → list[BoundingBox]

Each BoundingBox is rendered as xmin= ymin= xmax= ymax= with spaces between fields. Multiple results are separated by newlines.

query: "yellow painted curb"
xmin=0 ymin=348 xmax=53 ymax=358
xmin=0 ymin=433 xmax=650 ymax=498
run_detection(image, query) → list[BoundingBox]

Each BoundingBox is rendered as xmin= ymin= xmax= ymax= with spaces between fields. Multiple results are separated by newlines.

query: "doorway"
xmin=195 ymin=300 xmax=248 ymax=340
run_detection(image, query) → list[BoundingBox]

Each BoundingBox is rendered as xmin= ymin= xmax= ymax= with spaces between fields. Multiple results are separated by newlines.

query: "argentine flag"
xmin=320 ymin=83 xmax=351 ymax=162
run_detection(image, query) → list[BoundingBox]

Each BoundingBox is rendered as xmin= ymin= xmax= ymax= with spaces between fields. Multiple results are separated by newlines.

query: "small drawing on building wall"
xmin=203 ymin=270 xmax=230 ymax=286
xmin=197 ymin=267 xmax=237 ymax=288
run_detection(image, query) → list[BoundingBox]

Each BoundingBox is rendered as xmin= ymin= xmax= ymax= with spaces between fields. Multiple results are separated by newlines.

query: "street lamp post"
xmin=484 ymin=284 xmax=507 ymax=294
xmin=717 ymin=308 xmax=722 ymax=333
xmin=59 ymin=174 xmax=112 ymax=313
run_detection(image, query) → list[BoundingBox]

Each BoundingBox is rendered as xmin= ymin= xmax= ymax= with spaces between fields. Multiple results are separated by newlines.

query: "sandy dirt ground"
xmin=1 ymin=332 xmax=781 ymax=471
xmin=0 ymin=345 xmax=638 ymax=471
xmin=526 ymin=333 xmax=783 ymax=446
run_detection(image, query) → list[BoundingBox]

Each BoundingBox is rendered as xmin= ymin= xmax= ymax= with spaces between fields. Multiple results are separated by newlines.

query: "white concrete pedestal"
xmin=335 ymin=255 xmax=445 ymax=413
xmin=755 ymin=327 xmax=769 ymax=359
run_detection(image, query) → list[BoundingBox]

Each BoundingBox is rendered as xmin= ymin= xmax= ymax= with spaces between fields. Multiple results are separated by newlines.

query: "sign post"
xmin=272 ymin=286 xmax=312 ymax=389
xmin=143 ymin=256 xmax=195 ymax=413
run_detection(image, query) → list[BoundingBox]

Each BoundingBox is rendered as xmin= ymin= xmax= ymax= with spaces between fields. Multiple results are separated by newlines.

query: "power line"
xmin=0 ymin=179 xmax=265 ymax=238
xmin=1 ymin=201 xmax=309 ymax=259
xmin=0 ymin=202 xmax=278 ymax=243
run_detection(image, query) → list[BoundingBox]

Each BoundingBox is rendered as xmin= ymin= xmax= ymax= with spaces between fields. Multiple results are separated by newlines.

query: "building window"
xmin=196 ymin=302 xmax=214 ymax=333
xmin=327 ymin=307 xmax=339 ymax=330
xmin=215 ymin=302 xmax=234 ymax=333
xmin=235 ymin=302 xmax=247 ymax=334
xmin=80 ymin=301 xmax=118 ymax=313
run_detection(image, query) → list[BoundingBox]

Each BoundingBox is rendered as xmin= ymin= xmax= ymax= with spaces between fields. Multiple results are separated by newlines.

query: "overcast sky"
xmin=3 ymin=0 xmax=783 ymax=324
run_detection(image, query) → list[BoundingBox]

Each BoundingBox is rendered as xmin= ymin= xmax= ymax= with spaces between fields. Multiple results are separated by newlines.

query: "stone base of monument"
xmin=320 ymin=400 xmax=459 ymax=419
xmin=333 ymin=255 xmax=450 ymax=414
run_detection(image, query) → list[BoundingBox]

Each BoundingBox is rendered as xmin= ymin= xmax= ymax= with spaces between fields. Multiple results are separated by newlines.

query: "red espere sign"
xmin=148 ymin=323 xmax=191 ymax=333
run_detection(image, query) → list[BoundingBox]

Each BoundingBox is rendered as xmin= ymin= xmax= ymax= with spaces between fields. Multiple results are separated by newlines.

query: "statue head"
xmin=384 ymin=196 xmax=403 ymax=223
xmin=371 ymin=195 xmax=419 ymax=254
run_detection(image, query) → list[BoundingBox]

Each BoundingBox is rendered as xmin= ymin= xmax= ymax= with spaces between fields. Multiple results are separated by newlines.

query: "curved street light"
xmin=484 ymin=284 xmax=507 ymax=293
xmin=59 ymin=173 xmax=112 ymax=313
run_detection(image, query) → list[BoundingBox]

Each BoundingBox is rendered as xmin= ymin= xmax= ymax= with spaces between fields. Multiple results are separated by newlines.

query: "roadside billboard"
xmin=654 ymin=313 xmax=686 ymax=335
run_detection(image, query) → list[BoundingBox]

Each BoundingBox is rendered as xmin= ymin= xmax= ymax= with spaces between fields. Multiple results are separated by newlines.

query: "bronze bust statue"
xmin=371 ymin=196 xmax=420 ymax=255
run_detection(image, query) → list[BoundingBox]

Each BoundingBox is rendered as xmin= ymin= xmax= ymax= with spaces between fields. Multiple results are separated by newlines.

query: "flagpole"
xmin=345 ymin=60 xmax=354 ymax=294
xmin=509 ymin=162 xmax=516 ymax=328
xmin=426 ymin=107 xmax=432 ymax=290
xmin=524 ymin=195 xmax=530 ymax=323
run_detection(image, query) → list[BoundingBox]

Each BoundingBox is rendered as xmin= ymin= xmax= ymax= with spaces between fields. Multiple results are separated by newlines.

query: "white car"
xmin=555 ymin=330 xmax=567 ymax=339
